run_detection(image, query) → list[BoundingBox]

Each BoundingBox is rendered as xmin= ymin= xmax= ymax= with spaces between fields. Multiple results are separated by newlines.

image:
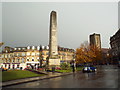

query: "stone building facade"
xmin=90 ymin=33 xmax=101 ymax=49
xmin=0 ymin=45 xmax=75 ymax=69
xmin=101 ymin=48 xmax=111 ymax=64
xmin=110 ymin=29 xmax=120 ymax=64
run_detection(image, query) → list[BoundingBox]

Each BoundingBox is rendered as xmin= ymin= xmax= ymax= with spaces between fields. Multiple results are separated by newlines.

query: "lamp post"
xmin=74 ymin=58 xmax=76 ymax=71
xmin=39 ymin=46 xmax=43 ymax=68
xmin=106 ymin=53 xmax=109 ymax=65
xmin=71 ymin=53 xmax=76 ymax=72
xmin=45 ymin=56 xmax=49 ymax=71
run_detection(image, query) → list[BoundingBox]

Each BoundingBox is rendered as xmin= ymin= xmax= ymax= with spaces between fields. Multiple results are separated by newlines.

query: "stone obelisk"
xmin=48 ymin=11 xmax=60 ymax=67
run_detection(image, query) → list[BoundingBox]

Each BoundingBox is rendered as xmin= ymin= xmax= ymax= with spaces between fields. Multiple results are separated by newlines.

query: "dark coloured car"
xmin=82 ymin=66 xmax=97 ymax=73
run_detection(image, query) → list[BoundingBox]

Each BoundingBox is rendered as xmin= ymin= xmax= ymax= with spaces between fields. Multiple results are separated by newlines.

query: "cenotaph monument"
xmin=48 ymin=11 xmax=60 ymax=67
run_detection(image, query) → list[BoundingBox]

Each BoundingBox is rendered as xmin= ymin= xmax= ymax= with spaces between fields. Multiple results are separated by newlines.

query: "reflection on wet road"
xmin=5 ymin=65 xmax=119 ymax=88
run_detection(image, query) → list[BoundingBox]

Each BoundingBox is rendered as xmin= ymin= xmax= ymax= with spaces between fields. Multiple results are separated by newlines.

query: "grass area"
xmin=55 ymin=67 xmax=83 ymax=73
xmin=55 ymin=69 xmax=72 ymax=73
xmin=2 ymin=70 xmax=45 ymax=82
xmin=76 ymin=67 xmax=83 ymax=71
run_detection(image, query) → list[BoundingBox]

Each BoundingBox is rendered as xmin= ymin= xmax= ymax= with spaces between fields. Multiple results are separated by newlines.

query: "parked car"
xmin=82 ymin=66 xmax=97 ymax=73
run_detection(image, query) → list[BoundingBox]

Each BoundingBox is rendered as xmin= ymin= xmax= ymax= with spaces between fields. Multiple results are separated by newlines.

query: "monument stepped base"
xmin=49 ymin=59 xmax=60 ymax=66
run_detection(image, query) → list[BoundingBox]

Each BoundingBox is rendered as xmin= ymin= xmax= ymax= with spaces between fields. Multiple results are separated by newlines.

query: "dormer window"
xmin=46 ymin=46 xmax=49 ymax=49
xmin=14 ymin=48 xmax=17 ymax=50
xmin=37 ymin=46 xmax=40 ymax=50
xmin=27 ymin=46 xmax=30 ymax=49
xmin=42 ymin=46 xmax=45 ymax=49
xmin=32 ymin=46 xmax=35 ymax=50
xmin=22 ymin=48 xmax=25 ymax=50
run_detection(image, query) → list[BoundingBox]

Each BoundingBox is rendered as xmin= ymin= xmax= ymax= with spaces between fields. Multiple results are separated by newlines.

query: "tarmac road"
xmin=4 ymin=65 xmax=119 ymax=88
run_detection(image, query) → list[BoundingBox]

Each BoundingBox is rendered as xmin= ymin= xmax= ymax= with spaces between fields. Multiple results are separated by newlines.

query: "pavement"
xmin=2 ymin=71 xmax=75 ymax=87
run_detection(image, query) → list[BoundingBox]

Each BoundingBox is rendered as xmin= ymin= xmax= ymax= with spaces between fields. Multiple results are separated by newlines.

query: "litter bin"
xmin=52 ymin=67 xmax=55 ymax=72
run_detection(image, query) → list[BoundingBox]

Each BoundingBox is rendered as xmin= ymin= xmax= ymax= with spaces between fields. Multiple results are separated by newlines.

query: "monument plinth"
xmin=48 ymin=11 xmax=60 ymax=67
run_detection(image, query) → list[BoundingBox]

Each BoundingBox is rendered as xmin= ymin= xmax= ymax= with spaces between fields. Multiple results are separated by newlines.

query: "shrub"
xmin=55 ymin=67 xmax=61 ymax=70
xmin=60 ymin=63 xmax=71 ymax=70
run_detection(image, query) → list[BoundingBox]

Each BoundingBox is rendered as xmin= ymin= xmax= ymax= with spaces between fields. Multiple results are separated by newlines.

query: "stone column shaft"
xmin=49 ymin=11 xmax=58 ymax=58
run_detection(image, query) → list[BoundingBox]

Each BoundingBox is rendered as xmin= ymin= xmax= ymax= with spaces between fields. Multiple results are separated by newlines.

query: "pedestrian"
xmin=72 ymin=65 xmax=75 ymax=72
xmin=36 ymin=65 xmax=38 ymax=70
xmin=71 ymin=63 xmax=75 ymax=72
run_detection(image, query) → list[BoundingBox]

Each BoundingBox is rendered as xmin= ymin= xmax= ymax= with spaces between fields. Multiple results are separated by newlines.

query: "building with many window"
xmin=110 ymin=29 xmax=120 ymax=64
xmin=0 ymin=45 xmax=75 ymax=69
xmin=90 ymin=33 xmax=101 ymax=49
xmin=89 ymin=33 xmax=111 ymax=64
xmin=101 ymin=48 xmax=111 ymax=64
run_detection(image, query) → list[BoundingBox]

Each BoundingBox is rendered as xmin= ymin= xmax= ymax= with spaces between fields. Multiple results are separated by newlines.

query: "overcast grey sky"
xmin=2 ymin=2 xmax=118 ymax=49
xmin=0 ymin=3 xmax=2 ymax=44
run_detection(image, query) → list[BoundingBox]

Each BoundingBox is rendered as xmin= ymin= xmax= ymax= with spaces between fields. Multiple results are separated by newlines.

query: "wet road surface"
xmin=4 ymin=65 xmax=119 ymax=88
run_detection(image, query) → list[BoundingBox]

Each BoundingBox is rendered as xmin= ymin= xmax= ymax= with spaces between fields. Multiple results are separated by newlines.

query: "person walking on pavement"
xmin=72 ymin=64 xmax=75 ymax=72
xmin=71 ymin=60 xmax=75 ymax=72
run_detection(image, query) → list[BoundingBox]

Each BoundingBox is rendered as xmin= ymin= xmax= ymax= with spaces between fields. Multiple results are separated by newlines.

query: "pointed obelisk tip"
xmin=51 ymin=11 xmax=56 ymax=13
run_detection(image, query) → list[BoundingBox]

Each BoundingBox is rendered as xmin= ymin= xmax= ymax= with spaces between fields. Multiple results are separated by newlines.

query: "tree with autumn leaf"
xmin=0 ymin=42 xmax=4 ymax=47
xmin=76 ymin=41 xmax=102 ymax=65
xmin=90 ymin=44 xmax=102 ymax=64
